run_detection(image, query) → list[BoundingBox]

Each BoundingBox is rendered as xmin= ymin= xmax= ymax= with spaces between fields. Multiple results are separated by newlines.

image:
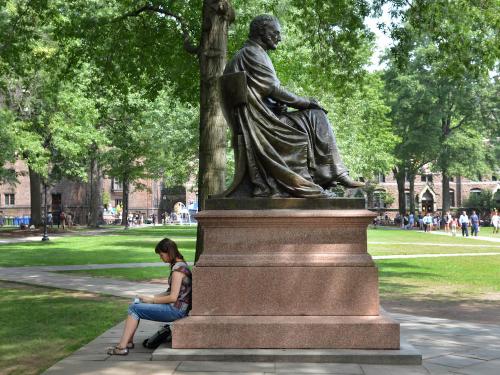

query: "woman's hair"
xmin=155 ymin=238 xmax=184 ymax=268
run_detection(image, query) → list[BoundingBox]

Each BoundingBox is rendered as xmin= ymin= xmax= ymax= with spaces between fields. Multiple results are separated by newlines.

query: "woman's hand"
xmin=138 ymin=294 xmax=155 ymax=304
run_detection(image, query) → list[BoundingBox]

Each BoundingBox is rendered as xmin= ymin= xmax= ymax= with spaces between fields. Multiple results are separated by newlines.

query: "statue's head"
xmin=249 ymin=14 xmax=281 ymax=50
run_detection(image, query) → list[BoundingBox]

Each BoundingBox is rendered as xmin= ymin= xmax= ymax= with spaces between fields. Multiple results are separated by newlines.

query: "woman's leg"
xmin=118 ymin=315 xmax=140 ymax=349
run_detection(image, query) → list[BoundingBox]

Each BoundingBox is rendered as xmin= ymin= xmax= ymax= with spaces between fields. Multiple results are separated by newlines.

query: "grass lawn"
xmin=59 ymin=266 xmax=171 ymax=282
xmin=377 ymin=255 xmax=500 ymax=300
xmin=0 ymin=226 xmax=196 ymax=267
xmin=2 ymin=226 xmax=499 ymax=267
xmin=0 ymin=281 xmax=128 ymax=375
xmin=468 ymin=226 xmax=500 ymax=238
xmin=367 ymin=228 xmax=498 ymax=245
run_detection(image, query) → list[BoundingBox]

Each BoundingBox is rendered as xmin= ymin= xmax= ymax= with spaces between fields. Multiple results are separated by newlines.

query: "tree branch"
xmin=449 ymin=115 xmax=469 ymax=132
xmin=116 ymin=4 xmax=199 ymax=55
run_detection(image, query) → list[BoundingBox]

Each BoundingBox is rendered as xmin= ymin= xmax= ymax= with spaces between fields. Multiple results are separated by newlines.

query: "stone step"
xmin=152 ymin=340 xmax=421 ymax=365
xmin=171 ymin=311 xmax=400 ymax=350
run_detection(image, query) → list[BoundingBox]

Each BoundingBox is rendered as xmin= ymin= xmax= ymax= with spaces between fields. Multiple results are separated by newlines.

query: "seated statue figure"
xmin=222 ymin=14 xmax=363 ymax=198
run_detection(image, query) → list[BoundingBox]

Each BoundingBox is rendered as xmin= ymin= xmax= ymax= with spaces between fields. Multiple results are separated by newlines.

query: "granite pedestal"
xmin=173 ymin=199 xmax=400 ymax=350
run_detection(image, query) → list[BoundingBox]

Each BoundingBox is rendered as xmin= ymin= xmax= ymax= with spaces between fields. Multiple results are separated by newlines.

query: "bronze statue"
xmin=220 ymin=14 xmax=363 ymax=199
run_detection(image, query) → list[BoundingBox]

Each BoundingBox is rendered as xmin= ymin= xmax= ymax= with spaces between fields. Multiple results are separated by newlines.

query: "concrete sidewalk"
xmin=41 ymin=312 xmax=500 ymax=375
xmin=1 ymin=265 xmax=499 ymax=374
xmin=2 ymin=249 xmax=500 ymax=297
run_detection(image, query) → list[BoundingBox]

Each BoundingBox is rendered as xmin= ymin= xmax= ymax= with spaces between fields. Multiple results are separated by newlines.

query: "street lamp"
xmin=42 ymin=182 xmax=49 ymax=241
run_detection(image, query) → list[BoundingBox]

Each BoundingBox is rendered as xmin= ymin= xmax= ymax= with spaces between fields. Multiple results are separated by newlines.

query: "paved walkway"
xmin=3 ymin=247 xmax=500 ymax=297
xmin=0 ymin=228 xmax=120 ymax=244
xmin=41 ymin=312 xmax=500 ymax=375
xmin=0 ymin=265 xmax=498 ymax=374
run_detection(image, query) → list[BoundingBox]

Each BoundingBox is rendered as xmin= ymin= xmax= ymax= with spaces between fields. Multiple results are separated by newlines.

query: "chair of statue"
xmin=216 ymin=71 xmax=252 ymax=197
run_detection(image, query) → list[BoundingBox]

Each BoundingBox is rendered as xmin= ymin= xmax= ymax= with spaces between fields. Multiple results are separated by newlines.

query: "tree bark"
xmin=29 ymin=167 xmax=42 ymax=226
xmin=195 ymin=0 xmax=235 ymax=262
xmin=442 ymin=172 xmax=450 ymax=214
xmin=88 ymin=155 xmax=104 ymax=228
xmin=394 ymin=167 xmax=406 ymax=215
xmin=121 ymin=176 xmax=130 ymax=227
xmin=409 ymin=173 xmax=415 ymax=215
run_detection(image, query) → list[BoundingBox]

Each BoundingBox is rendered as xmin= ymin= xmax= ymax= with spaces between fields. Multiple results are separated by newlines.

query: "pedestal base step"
xmin=172 ymin=312 xmax=400 ymax=350
xmin=153 ymin=340 xmax=421 ymax=365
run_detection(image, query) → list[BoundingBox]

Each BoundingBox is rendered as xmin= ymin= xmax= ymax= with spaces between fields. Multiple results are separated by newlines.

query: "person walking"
xmin=470 ymin=210 xmax=480 ymax=237
xmin=451 ymin=216 xmax=458 ymax=236
xmin=459 ymin=210 xmax=470 ymax=237
xmin=492 ymin=209 xmax=499 ymax=234
xmin=418 ymin=213 xmax=424 ymax=230
xmin=444 ymin=212 xmax=452 ymax=233
xmin=423 ymin=213 xmax=433 ymax=232
xmin=409 ymin=213 xmax=415 ymax=229
xmin=60 ymin=210 xmax=66 ymax=230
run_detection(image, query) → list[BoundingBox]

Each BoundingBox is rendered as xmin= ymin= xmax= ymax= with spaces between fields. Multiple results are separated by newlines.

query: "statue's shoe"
xmin=337 ymin=175 xmax=364 ymax=188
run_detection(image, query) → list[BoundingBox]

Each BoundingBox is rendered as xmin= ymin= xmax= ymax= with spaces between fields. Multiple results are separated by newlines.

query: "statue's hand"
xmin=308 ymin=98 xmax=329 ymax=114
xmin=276 ymin=103 xmax=288 ymax=115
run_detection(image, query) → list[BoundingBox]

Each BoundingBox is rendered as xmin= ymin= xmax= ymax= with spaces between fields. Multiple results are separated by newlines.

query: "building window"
xmin=4 ymin=194 xmax=15 ymax=206
xmin=420 ymin=174 xmax=433 ymax=183
xmin=470 ymin=188 xmax=482 ymax=197
xmin=449 ymin=190 xmax=455 ymax=207
xmin=112 ymin=179 xmax=123 ymax=192
xmin=376 ymin=173 xmax=385 ymax=183
xmin=405 ymin=192 xmax=411 ymax=208
xmin=373 ymin=190 xmax=385 ymax=208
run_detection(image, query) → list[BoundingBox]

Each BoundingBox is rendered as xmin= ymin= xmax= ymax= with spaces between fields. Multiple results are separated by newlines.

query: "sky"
xmin=365 ymin=3 xmax=397 ymax=71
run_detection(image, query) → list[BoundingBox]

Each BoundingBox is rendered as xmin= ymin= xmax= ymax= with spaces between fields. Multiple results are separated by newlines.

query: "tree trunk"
xmin=121 ymin=176 xmax=130 ymax=227
xmin=88 ymin=156 xmax=104 ymax=228
xmin=195 ymin=0 xmax=235 ymax=262
xmin=442 ymin=172 xmax=450 ymax=214
xmin=29 ymin=167 xmax=42 ymax=226
xmin=409 ymin=174 xmax=415 ymax=215
xmin=394 ymin=167 xmax=406 ymax=215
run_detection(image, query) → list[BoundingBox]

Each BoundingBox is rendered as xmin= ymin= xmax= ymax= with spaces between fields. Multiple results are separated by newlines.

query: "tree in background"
xmin=100 ymin=86 xmax=198 ymax=226
xmin=380 ymin=0 xmax=499 ymax=214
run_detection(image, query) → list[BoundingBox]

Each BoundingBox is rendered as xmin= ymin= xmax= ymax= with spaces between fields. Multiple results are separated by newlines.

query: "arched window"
xmin=470 ymin=188 xmax=482 ymax=198
xmin=373 ymin=190 xmax=386 ymax=208
xmin=449 ymin=189 xmax=455 ymax=207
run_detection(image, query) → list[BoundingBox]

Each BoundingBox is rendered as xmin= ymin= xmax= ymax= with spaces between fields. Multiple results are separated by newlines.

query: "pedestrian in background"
xmin=470 ymin=210 xmax=480 ymax=237
xmin=423 ymin=213 xmax=433 ymax=232
xmin=451 ymin=216 xmax=458 ymax=236
xmin=459 ymin=210 xmax=469 ymax=237
xmin=492 ymin=209 xmax=499 ymax=234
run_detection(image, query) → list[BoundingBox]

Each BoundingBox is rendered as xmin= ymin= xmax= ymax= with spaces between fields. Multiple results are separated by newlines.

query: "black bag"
xmin=142 ymin=325 xmax=172 ymax=349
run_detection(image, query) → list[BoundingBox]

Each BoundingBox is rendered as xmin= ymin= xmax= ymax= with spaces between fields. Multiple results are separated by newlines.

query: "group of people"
xmin=46 ymin=210 xmax=73 ymax=229
xmin=394 ymin=209 xmax=500 ymax=237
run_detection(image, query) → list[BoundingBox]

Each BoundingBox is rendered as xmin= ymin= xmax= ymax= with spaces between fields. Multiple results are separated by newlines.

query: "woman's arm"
xmin=139 ymin=271 xmax=184 ymax=304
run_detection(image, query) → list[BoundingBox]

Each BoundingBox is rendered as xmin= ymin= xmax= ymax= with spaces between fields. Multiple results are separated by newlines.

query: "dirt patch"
xmin=382 ymin=296 xmax=500 ymax=325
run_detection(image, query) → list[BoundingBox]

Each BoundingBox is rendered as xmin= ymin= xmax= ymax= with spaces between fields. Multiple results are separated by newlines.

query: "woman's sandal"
xmin=106 ymin=346 xmax=129 ymax=356
xmin=127 ymin=342 xmax=135 ymax=349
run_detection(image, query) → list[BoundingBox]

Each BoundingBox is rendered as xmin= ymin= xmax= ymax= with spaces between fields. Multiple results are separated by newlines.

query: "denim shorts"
xmin=128 ymin=301 xmax=188 ymax=322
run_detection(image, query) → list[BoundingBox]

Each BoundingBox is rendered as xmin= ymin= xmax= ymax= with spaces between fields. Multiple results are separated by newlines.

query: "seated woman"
xmin=107 ymin=238 xmax=192 ymax=355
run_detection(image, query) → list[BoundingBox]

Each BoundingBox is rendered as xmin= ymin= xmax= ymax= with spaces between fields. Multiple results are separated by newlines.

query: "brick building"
xmin=0 ymin=161 xmax=198 ymax=225
xmin=365 ymin=171 xmax=500 ymax=216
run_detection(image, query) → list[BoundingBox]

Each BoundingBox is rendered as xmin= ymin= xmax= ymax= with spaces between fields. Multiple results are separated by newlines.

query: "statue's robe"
xmin=224 ymin=39 xmax=348 ymax=198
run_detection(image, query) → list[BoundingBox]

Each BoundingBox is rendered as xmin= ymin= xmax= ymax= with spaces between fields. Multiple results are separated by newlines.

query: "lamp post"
xmin=42 ymin=182 xmax=49 ymax=241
